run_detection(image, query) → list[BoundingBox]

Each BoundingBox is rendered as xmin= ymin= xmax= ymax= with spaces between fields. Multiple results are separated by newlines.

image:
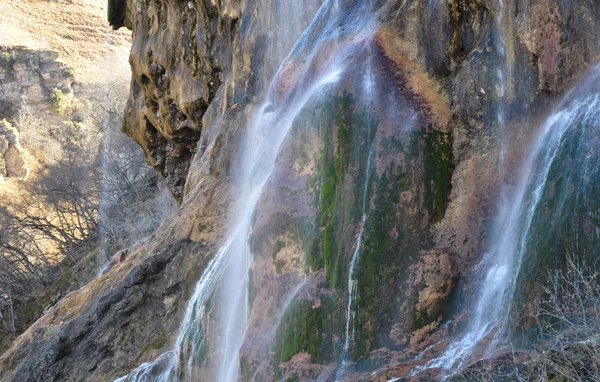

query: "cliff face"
xmin=1 ymin=0 xmax=599 ymax=381
xmin=0 ymin=46 xmax=76 ymax=181
xmin=0 ymin=120 xmax=27 ymax=179
xmin=114 ymin=0 xmax=322 ymax=201
xmin=0 ymin=46 xmax=74 ymax=121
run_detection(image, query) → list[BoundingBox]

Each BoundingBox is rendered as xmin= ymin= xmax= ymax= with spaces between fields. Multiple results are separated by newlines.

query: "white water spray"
xmin=342 ymin=149 xmax=372 ymax=355
xmin=413 ymin=65 xmax=600 ymax=377
xmin=115 ymin=1 xmax=384 ymax=381
xmin=115 ymin=43 xmax=346 ymax=382
xmin=96 ymin=24 xmax=114 ymax=276
xmin=409 ymin=1 xmax=513 ymax=373
xmin=214 ymin=65 xmax=344 ymax=382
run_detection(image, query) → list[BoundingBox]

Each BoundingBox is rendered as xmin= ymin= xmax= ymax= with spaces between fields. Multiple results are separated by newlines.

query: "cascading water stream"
xmin=495 ymin=0 xmax=509 ymax=212
xmin=249 ymin=276 xmax=313 ymax=381
xmin=116 ymin=67 xmax=345 ymax=382
xmin=96 ymin=24 xmax=115 ymax=276
xmin=504 ymin=68 xmax=600 ymax=317
xmin=407 ymin=1 xmax=514 ymax=373
xmin=113 ymin=1 xmax=388 ymax=380
xmin=214 ymin=66 xmax=346 ymax=382
xmin=337 ymin=149 xmax=372 ymax=376
xmin=413 ymin=63 xmax=600 ymax=377
xmin=205 ymin=2 xmax=379 ymax=380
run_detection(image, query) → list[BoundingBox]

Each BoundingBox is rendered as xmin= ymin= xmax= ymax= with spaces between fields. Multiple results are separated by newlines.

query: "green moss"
xmin=319 ymin=175 xmax=337 ymax=224
xmin=397 ymin=174 xmax=413 ymax=192
xmin=313 ymin=91 xmax=376 ymax=287
xmin=134 ymin=336 xmax=167 ymax=364
xmin=274 ymin=297 xmax=334 ymax=364
xmin=275 ymin=259 xmax=286 ymax=274
xmin=295 ymin=217 xmax=320 ymax=272
xmin=323 ymin=216 xmax=335 ymax=269
xmin=352 ymin=172 xmax=404 ymax=358
xmin=271 ymin=89 xmax=448 ymax=364
xmin=330 ymin=255 xmax=343 ymax=290
xmin=273 ymin=239 xmax=285 ymax=258
xmin=0 ymin=51 xmax=14 ymax=64
xmin=412 ymin=302 xmax=443 ymax=331
xmin=511 ymin=116 xmax=600 ymax=324
xmin=421 ymin=128 xmax=453 ymax=222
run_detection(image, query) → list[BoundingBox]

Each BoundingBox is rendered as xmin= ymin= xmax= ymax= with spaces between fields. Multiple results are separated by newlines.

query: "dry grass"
xmin=0 ymin=0 xmax=132 ymax=223
xmin=0 ymin=0 xmax=131 ymax=84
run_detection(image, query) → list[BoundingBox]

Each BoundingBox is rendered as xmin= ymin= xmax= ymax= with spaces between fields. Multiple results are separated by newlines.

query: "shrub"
xmin=0 ymin=51 xmax=14 ymax=64
xmin=50 ymin=88 xmax=70 ymax=115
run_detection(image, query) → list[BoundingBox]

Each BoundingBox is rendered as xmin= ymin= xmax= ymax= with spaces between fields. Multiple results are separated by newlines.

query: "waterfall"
xmin=413 ymin=63 xmax=600 ymax=376
xmin=115 ymin=66 xmax=345 ymax=382
xmin=495 ymin=0 xmax=509 ymax=211
xmin=408 ymin=1 xmax=513 ymax=373
xmin=113 ymin=1 xmax=387 ymax=380
xmin=504 ymin=67 xmax=600 ymax=317
xmin=96 ymin=24 xmax=114 ymax=276
xmin=337 ymin=149 xmax=372 ymax=377
xmin=343 ymin=148 xmax=372 ymax=355
xmin=213 ymin=65 xmax=345 ymax=382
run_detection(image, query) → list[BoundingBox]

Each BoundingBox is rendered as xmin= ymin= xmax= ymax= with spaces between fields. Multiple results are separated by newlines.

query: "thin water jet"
xmin=336 ymin=51 xmax=376 ymax=380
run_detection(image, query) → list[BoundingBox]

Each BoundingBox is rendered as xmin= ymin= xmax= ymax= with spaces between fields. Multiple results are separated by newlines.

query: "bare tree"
xmin=0 ymin=79 xmax=175 ymax=353
xmin=453 ymin=255 xmax=600 ymax=381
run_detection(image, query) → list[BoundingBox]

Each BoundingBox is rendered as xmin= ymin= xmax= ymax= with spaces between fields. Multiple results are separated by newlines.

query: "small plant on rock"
xmin=50 ymin=88 xmax=70 ymax=115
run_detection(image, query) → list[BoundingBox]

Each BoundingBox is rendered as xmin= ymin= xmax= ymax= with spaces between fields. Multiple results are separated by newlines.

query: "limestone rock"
xmin=411 ymin=250 xmax=458 ymax=328
xmin=2 ymin=0 xmax=600 ymax=381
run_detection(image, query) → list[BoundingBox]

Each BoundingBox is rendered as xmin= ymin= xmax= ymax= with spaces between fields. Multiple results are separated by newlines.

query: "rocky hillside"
xmin=0 ymin=120 xmax=27 ymax=180
xmin=0 ymin=0 xmax=131 ymax=178
xmin=0 ymin=47 xmax=75 ymax=122
xmin=0 ymin=46 xmax=76 ymax=184
xmin=0 ymin=0 xmax=130 ymax=83
xmin=0 ymin=0 xmax=179 ymax=372
xmin=1 ymin=0 xmax=599 ymax=381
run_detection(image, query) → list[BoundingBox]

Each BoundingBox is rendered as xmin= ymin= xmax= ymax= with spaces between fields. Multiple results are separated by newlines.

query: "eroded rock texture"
xmin=114 ymin=0 xmax=322 ymax=201
xmin=1 ymin=0 xmax=599 ymax=381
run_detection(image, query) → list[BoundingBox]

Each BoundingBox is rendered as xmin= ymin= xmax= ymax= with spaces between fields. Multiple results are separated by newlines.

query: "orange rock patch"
xmin=375 ymin=28 xmax=451 ymax=133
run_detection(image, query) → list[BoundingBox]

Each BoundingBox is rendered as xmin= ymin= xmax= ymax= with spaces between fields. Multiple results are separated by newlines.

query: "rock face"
xmin=113 ymin=0 xmax=321 ymax=202
xmin=0 ymin=46 xmax=74 ymax=121
xmin=411 ymin=250 xmax=458 ymax=329
xmin=1 ymin=1 xmax=323 ymax=381
xmin=0 ymin=120 xmax=27 ymax=179
xmin=1 ymin=0 xmax=600 ymax=381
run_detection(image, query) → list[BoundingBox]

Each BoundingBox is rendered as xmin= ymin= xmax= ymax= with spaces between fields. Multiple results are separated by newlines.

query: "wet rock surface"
xmin=116 ymin=0 xmax=322 ymax=202
xmin=410 ymin=250 xmax=458 ymax=331
xmin=1 ymin=0 xmax=600 ymax=381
